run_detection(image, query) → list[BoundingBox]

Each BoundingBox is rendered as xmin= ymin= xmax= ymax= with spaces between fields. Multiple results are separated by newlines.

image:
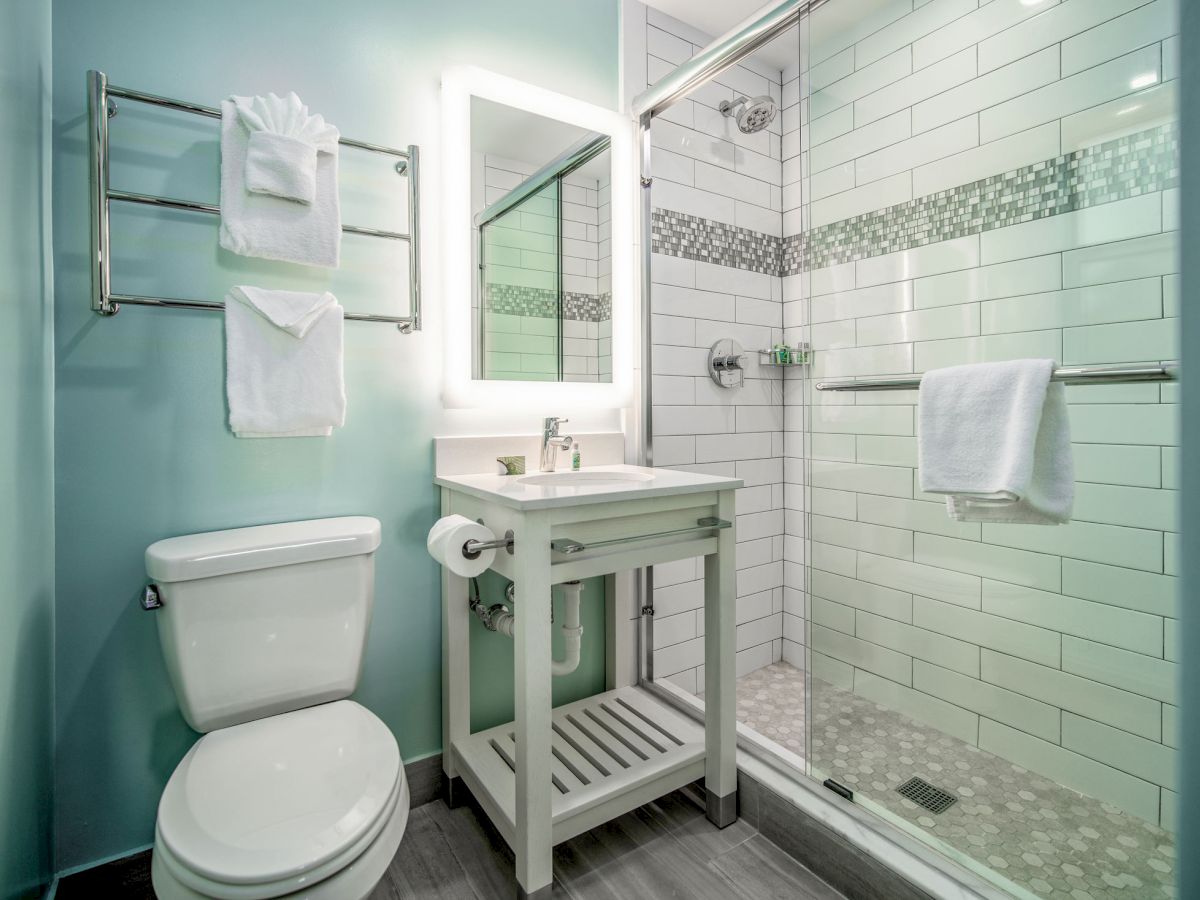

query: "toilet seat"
xmin=155 ymin=700 xmax=402 ymax=899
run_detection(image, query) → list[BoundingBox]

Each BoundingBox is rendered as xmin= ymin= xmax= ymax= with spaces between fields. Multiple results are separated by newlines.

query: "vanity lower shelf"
xmin=452 ymin=686 xmax=705 ymax=847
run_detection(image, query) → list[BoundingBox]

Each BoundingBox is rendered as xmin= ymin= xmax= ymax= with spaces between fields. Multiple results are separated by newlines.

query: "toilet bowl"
xmin=151 ymin=701 xmax=407 ymax=900
xmin=145 ymin=518 xmax=404 ymax=899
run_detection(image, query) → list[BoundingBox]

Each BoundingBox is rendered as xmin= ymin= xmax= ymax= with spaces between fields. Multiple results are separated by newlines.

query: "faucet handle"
xmin=544 ymin=416 xmax=568 ymax=432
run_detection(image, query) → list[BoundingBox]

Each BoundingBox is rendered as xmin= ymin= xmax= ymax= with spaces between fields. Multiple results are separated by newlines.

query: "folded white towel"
xmin=918 ymin=359 xmax=1073 ymax=525
xmin=224 ymin=286 xmax=346 ymax=438
xmin=246 ymin=131 xmax=319 ymax=203
xmin=219 ymin=94 xmax=341 ymax=267
xmin=235 ymin=93 xmax=339 ymax=203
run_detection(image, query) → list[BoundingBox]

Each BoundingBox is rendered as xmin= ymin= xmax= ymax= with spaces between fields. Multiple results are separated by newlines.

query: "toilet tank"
xmin=146 ymin=517 xmax=382 ymax=732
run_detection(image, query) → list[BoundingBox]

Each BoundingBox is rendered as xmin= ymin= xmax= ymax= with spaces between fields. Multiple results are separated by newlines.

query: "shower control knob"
xmin=707 ymin=339 xmax=745 ymax=389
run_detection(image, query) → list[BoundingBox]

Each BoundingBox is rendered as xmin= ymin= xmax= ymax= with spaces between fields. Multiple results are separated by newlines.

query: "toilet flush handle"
xmin=142 ymin=584 xmax=163 ymax=611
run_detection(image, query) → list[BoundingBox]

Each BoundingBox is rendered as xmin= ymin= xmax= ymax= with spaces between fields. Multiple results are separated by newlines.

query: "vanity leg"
xmin=442 ymin=561 xmax=470 ymax=807
xmin=443 ymin=775 xmax=466 ymax=809
xmin=514 ymin=516 xmax=554 ymax=898
xmin=604 ymin=572 xmax=636 ymax=690
xmin=703 ymin=489 xmax=737 ymax=827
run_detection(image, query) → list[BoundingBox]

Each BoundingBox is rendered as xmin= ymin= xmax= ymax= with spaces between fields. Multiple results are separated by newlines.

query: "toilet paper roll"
xmin=427 ymin=514 xmax=497 ymax=577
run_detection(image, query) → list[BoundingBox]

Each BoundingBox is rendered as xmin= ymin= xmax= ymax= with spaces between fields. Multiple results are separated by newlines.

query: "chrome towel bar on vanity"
xmin=459 ymin=518 xmax=734 ymax=559
xmin=551 ymin=517 xmax=731 ymax=556
xmin=814 ymin=362 xmax=1179 ymax=392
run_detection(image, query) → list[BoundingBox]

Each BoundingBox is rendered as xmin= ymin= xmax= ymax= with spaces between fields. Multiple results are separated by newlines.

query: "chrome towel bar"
xmin=551 ymin=517 xmax=731 ymax=556
xmin=459 ymin=518 xmax=734 ymax=561
xmin=814 ymin=363 xmax=1179 ymax=392
xmin=87 ymin=70 xmax=422 ymax=331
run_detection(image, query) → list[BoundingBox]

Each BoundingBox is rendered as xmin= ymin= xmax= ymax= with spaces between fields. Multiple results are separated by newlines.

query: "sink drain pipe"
xmin=468 ymin=578 xmax=585 ymax=676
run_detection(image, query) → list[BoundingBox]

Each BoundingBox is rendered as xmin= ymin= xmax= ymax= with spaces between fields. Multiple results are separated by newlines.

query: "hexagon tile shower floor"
xmin=734 ymin=663 xmax=1176 ymax=900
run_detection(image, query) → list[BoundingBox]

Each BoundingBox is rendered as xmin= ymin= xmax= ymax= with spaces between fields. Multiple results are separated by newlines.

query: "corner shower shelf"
xmin=757 ymin=353 xmax=809 ymax=367
xmin=757 ymin=344 xmax=811 ymax=367
xmin=452 ymin=686 xmax=705 ymax=847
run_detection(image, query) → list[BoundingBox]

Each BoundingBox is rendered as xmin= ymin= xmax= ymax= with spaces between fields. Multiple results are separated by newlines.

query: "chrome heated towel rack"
xmin=87 ymin=70 xmax=422 ymax=331
xmin=814 ymin=363 xmax=1179 ymax=392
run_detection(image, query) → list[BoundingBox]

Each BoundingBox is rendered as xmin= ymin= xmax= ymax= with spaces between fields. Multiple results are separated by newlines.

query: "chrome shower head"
xmin=719 ymin=94 xmax=777 ymax=134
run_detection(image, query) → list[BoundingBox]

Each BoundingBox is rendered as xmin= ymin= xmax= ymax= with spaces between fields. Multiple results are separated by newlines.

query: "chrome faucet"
xmin=540 ymin=417 xmax=573 ymax=472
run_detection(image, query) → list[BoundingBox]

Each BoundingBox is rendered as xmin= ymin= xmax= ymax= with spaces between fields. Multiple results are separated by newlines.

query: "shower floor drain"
xmin=897 ymin=776 xmax=957 ymax=814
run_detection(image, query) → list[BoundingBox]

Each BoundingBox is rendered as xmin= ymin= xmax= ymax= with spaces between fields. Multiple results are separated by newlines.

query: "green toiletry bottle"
xmin=572 ymin=442 xmax=581 ymax=471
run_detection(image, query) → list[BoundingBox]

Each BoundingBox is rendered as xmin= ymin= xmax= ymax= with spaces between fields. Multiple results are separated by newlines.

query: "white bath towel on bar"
xmin=219 ymin=94 xmax=341 ymax=267
xmin=225 ymin=286 xmax=345 ymax=438
xmin=918 ymin=359 xmax=1073 ymax=525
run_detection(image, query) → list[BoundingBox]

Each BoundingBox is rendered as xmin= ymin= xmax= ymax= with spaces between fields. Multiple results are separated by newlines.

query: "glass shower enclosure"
xmin=634 ymin=1 xmax=1180 ymax=897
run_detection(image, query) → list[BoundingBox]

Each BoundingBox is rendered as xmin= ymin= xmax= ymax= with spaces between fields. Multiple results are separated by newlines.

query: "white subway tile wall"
xmin=646 ymin=11 xmax=788 ymax=692
xmin=786 ymin=0 xmax=1180 ymax=830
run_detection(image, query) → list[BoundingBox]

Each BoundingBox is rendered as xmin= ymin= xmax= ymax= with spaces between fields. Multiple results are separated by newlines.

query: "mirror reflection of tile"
xmin=472 ymin=96 xmax=612 ymax=383
xmin=479 ymin=156 xmax=612 ymax=383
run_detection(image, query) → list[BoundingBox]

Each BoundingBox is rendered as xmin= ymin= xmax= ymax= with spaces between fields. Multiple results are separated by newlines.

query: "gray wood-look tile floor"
xmin=369 ymin=789 xmax=847 ymax=900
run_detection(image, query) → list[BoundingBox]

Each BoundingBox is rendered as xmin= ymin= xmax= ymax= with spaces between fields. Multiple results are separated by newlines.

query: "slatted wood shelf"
xmin=453 ymin=686 xmax=705 ymax=847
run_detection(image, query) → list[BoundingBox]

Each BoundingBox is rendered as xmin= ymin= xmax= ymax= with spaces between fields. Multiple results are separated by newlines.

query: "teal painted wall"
xmin=0 ymin=0 xmax=56 ymax=896
xmin=1178 ymin=4 xmax=1198 ymax=897
xmin=50 ymin=0 xmax=618 ymax=870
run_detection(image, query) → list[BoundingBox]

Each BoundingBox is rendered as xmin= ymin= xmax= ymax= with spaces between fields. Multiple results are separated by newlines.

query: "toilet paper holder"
xmin=462 ymin=529 xmax=515 ymax=559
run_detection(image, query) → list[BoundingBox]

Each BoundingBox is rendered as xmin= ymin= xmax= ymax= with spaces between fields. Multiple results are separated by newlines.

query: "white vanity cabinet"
xmin=435 ymin=464 xmax=742 ymax=900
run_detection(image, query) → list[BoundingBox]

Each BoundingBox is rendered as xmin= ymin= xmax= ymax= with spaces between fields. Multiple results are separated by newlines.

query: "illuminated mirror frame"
xmin=441 ymin=66 xmax=634 ymax=409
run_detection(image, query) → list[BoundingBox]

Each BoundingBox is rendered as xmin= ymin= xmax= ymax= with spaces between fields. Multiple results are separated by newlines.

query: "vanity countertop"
xmin=434 ymin=464 xmax=743 ymax=511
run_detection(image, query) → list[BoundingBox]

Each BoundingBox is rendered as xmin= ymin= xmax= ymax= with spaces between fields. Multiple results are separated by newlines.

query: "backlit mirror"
xmin=471 ymin=98 xmax=612 ymax=383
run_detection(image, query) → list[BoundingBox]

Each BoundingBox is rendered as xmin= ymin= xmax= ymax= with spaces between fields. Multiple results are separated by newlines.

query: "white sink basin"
xmin=518 ymin=470 xmax=655 ymax=486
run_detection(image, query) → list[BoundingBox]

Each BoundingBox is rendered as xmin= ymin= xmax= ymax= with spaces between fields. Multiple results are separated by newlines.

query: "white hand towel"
xmin=224 ymin=286 xmax=346 ymax=438
xmin=219 ymin=94 xmax=341 ymax=267
xmin=246 ymin=131 xmax=319 ymax=203
xmin=918 ymin=359 xmax=1073 ymax=525
xmin=235 ymin=92 xmax=339 ymax=203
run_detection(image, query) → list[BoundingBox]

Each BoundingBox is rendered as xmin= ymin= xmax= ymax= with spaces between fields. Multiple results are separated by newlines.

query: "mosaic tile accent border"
xmin=796 ymin=122 xmax=1179 ymax=273
xmin=651 ymin=124 xmax=1179 ymax=278
xmin=565 ymin=290 xmax=612 ymax=322
xmin=781 ymin=232 xmax=803 ymax=277
xmin=483 ymin=284 xmax=611 ymax=322
xmin=485 ymin=284 xmax=557 ymax=319
xmin=651 ymin=210 xmax=781 ymax=276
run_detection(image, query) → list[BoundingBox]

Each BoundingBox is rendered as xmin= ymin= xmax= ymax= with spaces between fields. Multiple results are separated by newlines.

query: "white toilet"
xmin=144 ymin=516 xmax=408 ymax=900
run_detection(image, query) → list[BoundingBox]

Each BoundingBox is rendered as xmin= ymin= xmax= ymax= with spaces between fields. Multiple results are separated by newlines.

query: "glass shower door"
xmin=478 ymin=180 xmax=562 ymax=381
xmin=799 ymin=2 xmax=1180 ymax=897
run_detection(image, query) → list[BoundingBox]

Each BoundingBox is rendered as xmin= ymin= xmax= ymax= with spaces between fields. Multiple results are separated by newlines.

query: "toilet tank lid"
xmin=146 ymin=517 xmax=382 ymax=582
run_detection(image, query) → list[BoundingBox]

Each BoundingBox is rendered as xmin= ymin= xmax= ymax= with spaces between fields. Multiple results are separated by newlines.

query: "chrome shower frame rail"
xmin=630 ymin=0 xmax=830 ymax=702
xmin=632 ymin=0 xmax=829 ymax=463
xmin=631 ymin=0 xmax=833 ymax=469
xmin=474 ymin=132 xmax=611 ymax=229
xmin=86 ymin=70 xmax=422 ymax=331
xmin=814 ymin=363 xmax=1180 ymax=392
xmin=631 ymin=0 xmax=826 ymax=119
